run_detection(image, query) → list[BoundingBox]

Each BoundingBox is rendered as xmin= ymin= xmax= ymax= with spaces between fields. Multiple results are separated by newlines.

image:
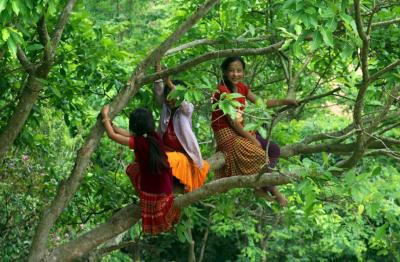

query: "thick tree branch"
xmin=369 ymin=59 xmax=400 ymax=83
xmin=280 ymin=142 xmax=355 ymax=158
xmin=337 ymin=0 xmax=372 ymax=169
xmin=48 ymin=172 xmax=294 ymax=261
xmin=37 ymin=15 xmax=51 ymax=62
xmin=139 ymin=42 xmax=284 ymax=85
xmin=301 ymin=125 xmax=357 ymax=145
xmin=50 ymin=0 xmax=78 ymax=53
xmin=366 ymin=149 xmax=400 ymax=161
xmin=16 ymin=46 xmax=35 ymax=73
xmin=277 ymin=87 xmax=341 ymax=113
xmin=126 ymin=0 xmax=221 ymax=88
xmin=371 ymin=17 xmax=400 ymax=27
xmin=165 ymin=35 xmax=271 ymax=55
xmin=37 ymin=15 xmax=50 ymax=46
xmin=281 ymin=139 xmax=398 ymax=158
xmin=372 ymin=136 xmax=400 ymax=147
xmin=354 ymin=0 xmax=370 ymax=81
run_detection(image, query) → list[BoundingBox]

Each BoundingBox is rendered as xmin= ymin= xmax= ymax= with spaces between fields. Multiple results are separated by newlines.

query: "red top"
xmin=163 ymin=119 xmax=184 ymax=152
xmin=211 ymin=82 xmax=249 ymax=131
xmin=129 ymin=135 xmax=173 ymax=194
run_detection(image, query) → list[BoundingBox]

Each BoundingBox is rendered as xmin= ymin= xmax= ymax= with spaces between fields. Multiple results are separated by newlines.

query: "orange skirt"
xmin=166 ymin=152 xmax=209 ymax=192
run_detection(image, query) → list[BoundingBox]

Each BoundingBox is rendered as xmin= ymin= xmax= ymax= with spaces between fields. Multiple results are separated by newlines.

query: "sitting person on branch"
xmin=101 ymin=105 xmax=180 ymax=235
xmin=153 ymin=61 xmax=209 ymax=193
xmin=211 ymin=56 xmax=298 ymax=207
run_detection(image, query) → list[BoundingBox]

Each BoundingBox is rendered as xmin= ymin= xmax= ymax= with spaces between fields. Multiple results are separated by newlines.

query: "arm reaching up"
xmin=101 ymin=105 xmax=130 ymax=146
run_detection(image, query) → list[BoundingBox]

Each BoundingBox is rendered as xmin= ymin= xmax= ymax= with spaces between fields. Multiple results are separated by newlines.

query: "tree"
xmin=0 ymin=0 xmax=78 ymax=160
xmin=1 ymin=0 xmax=399 ymax=260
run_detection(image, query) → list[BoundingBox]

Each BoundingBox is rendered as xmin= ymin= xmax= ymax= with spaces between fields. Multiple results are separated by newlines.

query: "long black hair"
xmin=129 ymin=108 xmax=169 ymax=174
xmin=220 ymin=56 xmax=246 ymax=92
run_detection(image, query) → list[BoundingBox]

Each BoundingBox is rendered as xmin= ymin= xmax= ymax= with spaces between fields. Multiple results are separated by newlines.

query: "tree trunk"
xmin=0 ymin=74 xmax=46 ymax=159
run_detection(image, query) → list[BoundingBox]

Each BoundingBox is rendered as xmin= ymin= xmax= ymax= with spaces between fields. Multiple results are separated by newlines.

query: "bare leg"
xmin=254 ymin=188 xmax=275 ymax=202
xmin=266 ymin=186 xmax=287 ymax=207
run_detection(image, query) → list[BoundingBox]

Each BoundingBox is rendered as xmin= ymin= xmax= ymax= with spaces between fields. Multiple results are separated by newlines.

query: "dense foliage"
xmin=1 ymin=0 xmax=399 ymax=261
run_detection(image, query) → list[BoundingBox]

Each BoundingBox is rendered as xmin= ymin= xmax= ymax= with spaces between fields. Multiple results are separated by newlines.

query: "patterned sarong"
xmin=214 ymin=127 xmax=267 ymax=178
xmin=125 ymin=163 xmax=181 ymax=235
xmin=140 ymin=191 xmax=180 ymax=235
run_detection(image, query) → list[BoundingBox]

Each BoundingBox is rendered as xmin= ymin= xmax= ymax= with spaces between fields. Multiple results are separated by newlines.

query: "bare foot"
xmin=267 ymin=186 xmax=288 ymax=207
xmin=275 ymin=195 xmax=288 ymax=207
xmin=254 ymin=188 xmax=275 ymax=202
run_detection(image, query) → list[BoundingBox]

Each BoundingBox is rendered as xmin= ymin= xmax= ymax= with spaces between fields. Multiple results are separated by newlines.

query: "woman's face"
xmin=224 ymin=60 xmax=244 ymax=84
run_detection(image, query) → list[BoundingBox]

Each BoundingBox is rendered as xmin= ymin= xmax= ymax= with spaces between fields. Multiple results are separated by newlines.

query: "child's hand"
xmin=102 ymin=105 xmax=110 ymax=118
xmin=165 ymin=77 xmax=175 ymax=90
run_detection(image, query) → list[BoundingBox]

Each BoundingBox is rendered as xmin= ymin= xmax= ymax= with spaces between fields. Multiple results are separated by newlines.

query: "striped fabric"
xmin=140 ymin=191 xmax=180 ymax=235
xmin=214 ymin=127 xmax=267 ymax=178
xmin=126 ymin=163 xmax=180 ymax=235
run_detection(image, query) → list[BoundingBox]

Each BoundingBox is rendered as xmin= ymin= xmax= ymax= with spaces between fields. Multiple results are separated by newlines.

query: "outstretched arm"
xmin=266 ymin=98 xmax=298 ymax=108
xmin=153 ymin=61 xmax=165 ymax=105
xmin=113 ymin=126 xmax=131 ymax=137
xmin=247 ymin=90 xmax=298 ymax=108
xmin=101 ymin=105 xmax=130 ymax=146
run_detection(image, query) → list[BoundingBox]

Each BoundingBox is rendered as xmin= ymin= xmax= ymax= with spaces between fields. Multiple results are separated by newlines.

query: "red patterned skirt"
xmin=126 ymin=163 xmax=180 ymax=235
xmin=214 ymin=127 xmax=267 ymax=178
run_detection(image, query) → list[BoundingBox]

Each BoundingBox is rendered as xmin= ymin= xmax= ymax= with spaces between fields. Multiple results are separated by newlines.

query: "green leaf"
xmin=278 ymin=27 xmax=297 ymax=39
xmin=374 ymin=224 xmax=387 ymax=240
xmin=357 ymin=204 xmax=364 ymax=215
xmin=322 ymin=152 xmax=329 ymax=166
xmin=6 ymin=36 xmax=16 ymax=55
xmin=48 ymin=0 xmax=57 ymax=15
xmin=50 ymin=86 xmax=62 ymax=98
xmin=219 ymin=100 xmax=237 ymax=119
xmin=11 ymin=0 xmax=20 ymax=15
xmin=27 ymin=43 xmax=44 ymax=51
xmin=341 ymin=42 xmax=354 ymax=59
xmin=2 ymin=28 xmax=10 ymax=41
xmin=309 ymin=15 xmax=318 ymax=29
xmin=243 ymin=122 xmax=259 ymax=131
xmin=311 ymin=31 xmax=322 ymax=51
xmin=0 ymin=0 xmax=7 ymax=14
xmin=249 ymin=24 xmax=255 ymax=36
xmin=294 ymin=24 xmax=302 ymax=35
xmin=320 ymin=27 xmax=333 ymax=47
xmin=257 ymin=126 xmax=267 ymax=139
xmin=226 ymin=93 xmax=244 ymax=99
xmin=282 ymin=0 xmax=296 ymax=9
xmin=305 ymin=7 xmax=316 ymax=14
xmin=280 ymin=38 xmax=293 ymax=51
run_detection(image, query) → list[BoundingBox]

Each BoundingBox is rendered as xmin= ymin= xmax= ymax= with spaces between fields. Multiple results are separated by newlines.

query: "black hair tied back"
xmin=220 ymin=56 xmax=246 ymax=92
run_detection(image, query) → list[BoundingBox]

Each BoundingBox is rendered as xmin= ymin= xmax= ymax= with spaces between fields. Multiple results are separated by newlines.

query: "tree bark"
xmin=48 ymin=172 xmax=294 ymax=261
